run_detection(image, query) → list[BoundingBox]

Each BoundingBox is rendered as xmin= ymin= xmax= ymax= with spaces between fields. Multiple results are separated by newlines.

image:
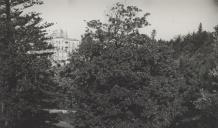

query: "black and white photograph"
xmin=0 ymin=0 xmax=218 ymax=128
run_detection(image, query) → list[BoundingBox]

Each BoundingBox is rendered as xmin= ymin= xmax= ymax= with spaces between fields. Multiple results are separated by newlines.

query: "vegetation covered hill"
xmin=61 ymin=3 xmax=218 ymax=128
xmin=0 ymin=1 xmax=218 ymax=128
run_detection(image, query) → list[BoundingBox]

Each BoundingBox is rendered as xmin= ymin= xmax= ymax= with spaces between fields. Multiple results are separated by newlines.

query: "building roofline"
xmin=52 ymin=37 xmax=79 ymax=41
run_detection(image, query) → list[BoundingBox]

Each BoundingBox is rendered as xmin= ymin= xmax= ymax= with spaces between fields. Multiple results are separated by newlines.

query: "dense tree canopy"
xmin=62 ymin=3 xmax=192 ymax=128
xmin=1 ymin=1 xmax=218 ymax=128
xmin=61 ymin=3 xmax=218 ymax=128
xmin=168 ymin=24 xmax=218 ymax=128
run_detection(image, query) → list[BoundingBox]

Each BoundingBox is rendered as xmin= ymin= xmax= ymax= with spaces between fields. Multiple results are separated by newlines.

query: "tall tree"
xmin=0 ymin=0 xmax=61 ymax=128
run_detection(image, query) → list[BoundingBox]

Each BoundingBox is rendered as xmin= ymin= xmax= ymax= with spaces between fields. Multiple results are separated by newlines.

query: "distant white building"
xmin=48 ymin=29 xmax=80 ymax=65
xmin=27 ymin=29 xmax=80 ymax=66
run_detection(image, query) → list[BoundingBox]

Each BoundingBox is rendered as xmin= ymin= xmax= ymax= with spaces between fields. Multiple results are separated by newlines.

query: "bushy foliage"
xmin=63 ymin=3 xmax=189 ymax=128
xmin=168 ymin=25 xmax=218 ymax=128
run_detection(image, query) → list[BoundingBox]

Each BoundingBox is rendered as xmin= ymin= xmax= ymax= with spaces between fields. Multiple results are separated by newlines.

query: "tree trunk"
xmin=5 ymin=0 xmax=11 ymax=41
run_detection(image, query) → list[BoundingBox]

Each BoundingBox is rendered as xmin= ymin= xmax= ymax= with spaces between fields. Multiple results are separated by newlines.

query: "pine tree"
xmin=0 ymin=0 xmax=61 ymax=128
xmin=198 ymin=22 xmax=203 ymax=33
xmin=151 ymin=29 xmax=156 ymax=41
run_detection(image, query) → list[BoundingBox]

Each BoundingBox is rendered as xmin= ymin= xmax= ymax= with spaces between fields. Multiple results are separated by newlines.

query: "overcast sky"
xmin=31 ymin=0 xmax=218 ymax=40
